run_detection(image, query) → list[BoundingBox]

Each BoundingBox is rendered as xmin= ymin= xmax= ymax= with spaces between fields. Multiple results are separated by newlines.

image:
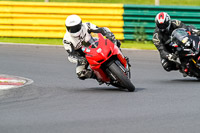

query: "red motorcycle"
xmin=82 ymin=33 xmax=135 ymax=92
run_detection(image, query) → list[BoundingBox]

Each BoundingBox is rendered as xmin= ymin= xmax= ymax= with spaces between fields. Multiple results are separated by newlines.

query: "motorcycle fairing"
xmin=82 ymin=33 xmax=127 ymax=82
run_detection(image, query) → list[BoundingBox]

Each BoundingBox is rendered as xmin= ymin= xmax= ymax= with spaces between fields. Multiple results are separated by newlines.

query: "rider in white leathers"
xmin=63 ymin=15 xmax=121 ymax=80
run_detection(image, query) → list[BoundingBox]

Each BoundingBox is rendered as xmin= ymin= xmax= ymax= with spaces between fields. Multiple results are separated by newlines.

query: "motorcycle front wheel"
xmin=108 ymin=62 xmax=135 ymax=92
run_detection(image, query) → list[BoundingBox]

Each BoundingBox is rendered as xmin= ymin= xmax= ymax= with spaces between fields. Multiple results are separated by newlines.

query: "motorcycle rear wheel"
xmin=108 ymin=62 xmax=135 ymax=92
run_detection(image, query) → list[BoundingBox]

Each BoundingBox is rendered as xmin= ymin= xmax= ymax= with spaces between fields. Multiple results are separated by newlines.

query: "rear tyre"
xmin=108 ymin=62 xmax=135 ymax=92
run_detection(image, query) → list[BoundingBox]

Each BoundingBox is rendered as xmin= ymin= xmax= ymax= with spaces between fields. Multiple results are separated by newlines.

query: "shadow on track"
xmin=159 ymin=78 xmax=200 ymax=84
xmin=68 ymin=87 xmax=145 ymax=93
xmin=171 ymin=78 xmax=200 ymax=83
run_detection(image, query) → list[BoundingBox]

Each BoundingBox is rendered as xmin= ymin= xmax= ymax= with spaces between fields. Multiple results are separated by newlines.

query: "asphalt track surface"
xmin=1 ymin=44 xmax=200 ymax=133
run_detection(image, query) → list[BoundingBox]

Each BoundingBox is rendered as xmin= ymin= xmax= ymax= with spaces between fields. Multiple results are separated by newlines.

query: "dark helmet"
xmin=155 ymin=12 xmax=171 ymax=32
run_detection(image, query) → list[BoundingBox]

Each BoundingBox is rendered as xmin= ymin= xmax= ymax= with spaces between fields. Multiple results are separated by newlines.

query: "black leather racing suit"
xmin=152 ymin=20 xmax=187 ymax=71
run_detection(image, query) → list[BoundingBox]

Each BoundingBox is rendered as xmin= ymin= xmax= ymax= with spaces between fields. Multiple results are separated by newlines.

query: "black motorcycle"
xmin=170 ymin=28 xmax=200 ymax=79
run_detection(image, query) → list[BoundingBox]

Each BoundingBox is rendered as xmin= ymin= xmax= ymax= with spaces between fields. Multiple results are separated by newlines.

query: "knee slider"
xmin=77 ymin=69 xmax=93 ymax=80
xmin=162 ymin=60 xmax=172 ymax=72
xmin=77 ymin=71 xmax=87 ymax=80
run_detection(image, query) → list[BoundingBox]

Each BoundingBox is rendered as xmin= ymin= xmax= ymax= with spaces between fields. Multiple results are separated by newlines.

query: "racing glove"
xmin=167 ymin=53 xmax=177 ymax=62
xmin=105 ymin=32 xmax=115 ymax=41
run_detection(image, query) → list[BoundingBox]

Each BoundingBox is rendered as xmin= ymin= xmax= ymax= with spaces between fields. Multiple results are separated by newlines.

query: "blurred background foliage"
xmin=0 ymin=0 xmax=199 ymax=49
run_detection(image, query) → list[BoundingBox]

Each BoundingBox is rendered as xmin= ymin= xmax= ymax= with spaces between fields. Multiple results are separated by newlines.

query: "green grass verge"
xmin=0 ymin=0 xmax=200 ymax=6
xmin=122 ymin=41 xmax=156 ymax=50
xmin=0 ymin=37 xmax=63 ymax=45
xmin=0 ymin=37 xmax=156 ymax=50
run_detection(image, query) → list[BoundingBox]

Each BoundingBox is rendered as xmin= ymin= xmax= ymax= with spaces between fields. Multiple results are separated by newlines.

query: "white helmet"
xmin=65 ymin=15 xmax=82 ymax=37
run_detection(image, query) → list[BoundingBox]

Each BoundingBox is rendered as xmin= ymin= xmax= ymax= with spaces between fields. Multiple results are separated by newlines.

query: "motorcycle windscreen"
xmin=171 ymin=28 xmax=188 ymax=46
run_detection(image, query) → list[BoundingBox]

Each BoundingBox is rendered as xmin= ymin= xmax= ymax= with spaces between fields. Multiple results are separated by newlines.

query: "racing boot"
xmin=88 ymin=70 xmax=104 ymax=85
xmin=77 ymin=69 xmax=92 ymax=80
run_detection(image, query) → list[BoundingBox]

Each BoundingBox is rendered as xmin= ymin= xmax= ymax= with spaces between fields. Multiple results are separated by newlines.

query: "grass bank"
xmin=0 ymin=37 xmax=156 ymax=50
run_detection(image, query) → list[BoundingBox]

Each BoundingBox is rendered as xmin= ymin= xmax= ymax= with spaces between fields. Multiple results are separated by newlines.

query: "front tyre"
xmin=108 ymin=62 xmax=135 ymax=92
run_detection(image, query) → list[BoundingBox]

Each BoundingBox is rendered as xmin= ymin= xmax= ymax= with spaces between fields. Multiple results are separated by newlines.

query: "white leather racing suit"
xmin=63 ymin=22 xmax=117 ymax=80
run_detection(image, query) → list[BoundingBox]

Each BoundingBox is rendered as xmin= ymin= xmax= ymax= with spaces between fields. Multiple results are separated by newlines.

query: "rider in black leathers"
xmin=153 ymin=12 xmax=188 ymax=72
xmin=153 ymin=12 xmax=200 ymax=76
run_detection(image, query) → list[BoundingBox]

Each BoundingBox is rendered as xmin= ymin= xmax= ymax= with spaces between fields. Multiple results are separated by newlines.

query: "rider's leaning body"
xmin=63 ymin=15 xmax=120 ymax=80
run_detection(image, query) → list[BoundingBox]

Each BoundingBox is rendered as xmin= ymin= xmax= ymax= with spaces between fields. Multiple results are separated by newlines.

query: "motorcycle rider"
xmin=152 ymin=12 xmax=188 ymax=72
xmin=63 ymin=14 xmax=121 ymax=80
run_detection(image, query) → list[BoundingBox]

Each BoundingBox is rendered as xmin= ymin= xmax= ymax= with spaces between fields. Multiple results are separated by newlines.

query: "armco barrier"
xmin=0 ymin=1 xmax=124 ymax=40
xmin=1 ymin=1 xmax=200 ymax=41
xmin=123 ymin=5 xmax=200 ymax=40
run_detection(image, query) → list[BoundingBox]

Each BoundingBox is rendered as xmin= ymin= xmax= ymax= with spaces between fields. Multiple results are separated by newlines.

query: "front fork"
xmin=105 ymin=60 xmax=131 ymax=85
xmin=115 ymin=60 xmax=131 ymax=79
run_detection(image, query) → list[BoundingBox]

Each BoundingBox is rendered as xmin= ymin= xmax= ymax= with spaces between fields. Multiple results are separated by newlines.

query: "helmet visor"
xmin=67 ymin=24 xmax=82 ymax=33
xmin=157 ymin=21 xmax=170 ymax=29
